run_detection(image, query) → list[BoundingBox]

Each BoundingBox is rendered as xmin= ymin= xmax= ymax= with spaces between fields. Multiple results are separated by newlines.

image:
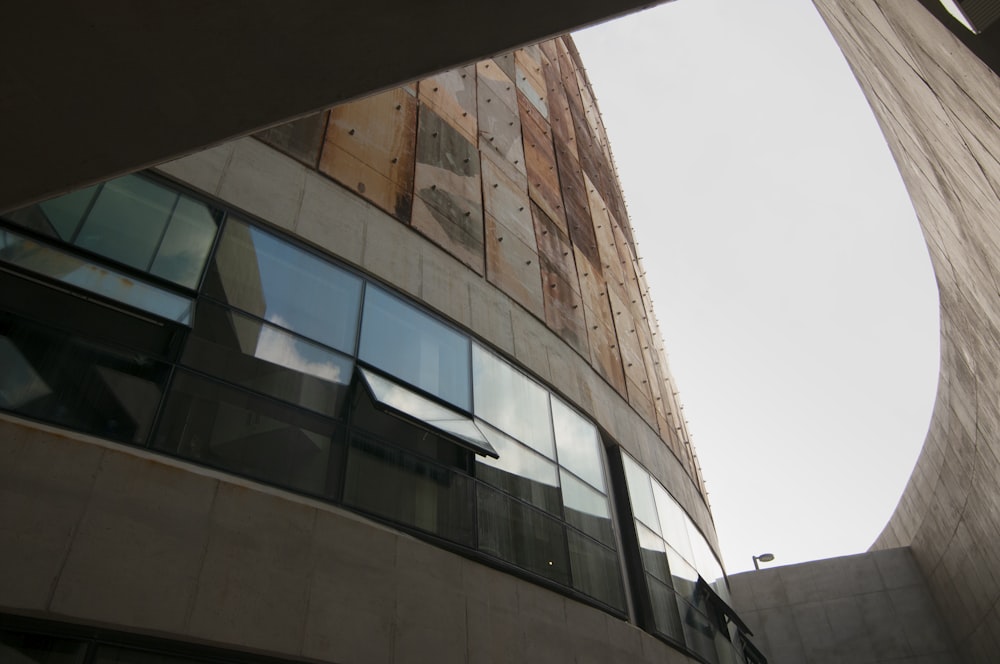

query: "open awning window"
xmin=696 ymin=576 xmax=754 ymax=636
xmin=358 ymin=366 xmax=499 ymax=458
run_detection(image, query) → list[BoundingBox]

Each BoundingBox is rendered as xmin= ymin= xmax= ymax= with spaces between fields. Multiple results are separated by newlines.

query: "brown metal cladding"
xmin=543 ymin=45 xmax=578 ymax=165
xmin=320 ymin=88 xmax=417 ymax=222
xmin=485 ymin=212 xmax=544 ymax=318
xmin=532 ymin=201 xmax=578 ymax=289
xmin=418 ymin=65 xmax=478 ymax=145
xmin=515 ymin=47 xmax=549 ymax=119
xmin=519 ymin=93 xmax=567 ymax=234
xmin=481 ymin=149 xmax=536 ymax=250
xmin=477 ymin=61 xmax=527 ymax=187
xmin=541 ymin=261 xmax=588 ymax=356
xmin=411 ymin=105 xmax=485 ymax=273
xmin=556 ymin=145 xmax=598 ymax=269
xmin=254 ymin=110 xmax=329 ymax=167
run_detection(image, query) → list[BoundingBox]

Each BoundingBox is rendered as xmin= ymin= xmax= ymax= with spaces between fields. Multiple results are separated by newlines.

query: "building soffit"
xmin=1 ymin=0 xmax=669 ymax=213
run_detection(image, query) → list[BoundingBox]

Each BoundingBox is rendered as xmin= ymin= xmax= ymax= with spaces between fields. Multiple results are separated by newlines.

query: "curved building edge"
xmin=815 ymin=0 xmax=1000 ymax=661
xmin=0 ymin=35 xmax=753 ymax=664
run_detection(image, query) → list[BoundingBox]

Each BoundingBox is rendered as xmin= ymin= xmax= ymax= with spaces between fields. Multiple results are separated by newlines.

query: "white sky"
xmin=574 ymin=0 xmax=940 ymax=574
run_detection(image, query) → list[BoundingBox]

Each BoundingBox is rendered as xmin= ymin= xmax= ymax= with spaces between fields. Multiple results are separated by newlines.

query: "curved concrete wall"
xmin=814 ymin=1 xmax=1000 ymax=660
xmin=0 ymin=34 xmax=722 ymax=664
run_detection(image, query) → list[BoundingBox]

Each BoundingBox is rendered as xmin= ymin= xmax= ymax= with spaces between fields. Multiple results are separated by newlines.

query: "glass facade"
xmin=0 ymin=171 xmax=752 ymax=659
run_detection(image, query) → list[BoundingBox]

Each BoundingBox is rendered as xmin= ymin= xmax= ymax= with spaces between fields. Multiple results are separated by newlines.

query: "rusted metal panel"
xmin=556 ymin=148 xmax=598 ymax=269
xmin=411 ymin=105 xmax=485 ymax=274
xmin=541 ymin=262 xmax=588 ymax=356
xmin=543 ymin=44 xmax=578 ymax=164
xmin=494 ymin=51 xmax=517 ymax=85
xmin=609 ymin=288 xmax=650 ymax=403
xmin=419 ymin=65 xmax=478 ymax=145
xmin=254 ymin=110 xmax=329 ymax=167
xmin=586 ymin=173 xmax=625 ymax=302
xmin=538 ymin=38 xmax=559 ymax=65
xmin=481 ymin=149 xmax=535 ymax=251
xmin=574 ymin=246 xmax=605 ymax=320
xmin=519 ymin=94 xmax=567 ymax=235
xmin=320 ymin=88 xmax=417 ymax=222
xmin=532 ymin=201 xmax=578 ymax=289
xmin=485 ymin=213 xmax=544 ymax=318
xmin=584 ymin=306 xmax=626 ymax=396
xmin=515 ymin=47 xmax=548 ymax=119
xmin=477 ymin=65 xmax=526 ymax=186
xmin=626 ymin=376 xmax=657 ymax=430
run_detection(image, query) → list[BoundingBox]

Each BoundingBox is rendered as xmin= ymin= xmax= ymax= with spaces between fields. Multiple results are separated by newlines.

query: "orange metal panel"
xmin=481 ymin=150 xmax=535 ymax=251
xmin=254 ymin=110 xmax=329 ymax=167
xmin=515 ymin=47 xmax=548 ymax=119
xmin=584 ymin=306 xmax=626 ymax=395
xmin=485 ymin=213 xmax=544 ymax=318
xmin=419 ymin=65 xmax=478 ymax=145
xmin=519 ymin=94 xmax=567 ymax=235
xmin=411 ymin=106 xmax=485 ymax=273
xmin=320 ymin=88 xmax=417 ymax=222
xmin=541 ymin=262 xmax=588 ymax=356
xmin=557 ymin=149 xmax=598 ymax=269
xmin=532 ymin=201 xmax=578 ymax=289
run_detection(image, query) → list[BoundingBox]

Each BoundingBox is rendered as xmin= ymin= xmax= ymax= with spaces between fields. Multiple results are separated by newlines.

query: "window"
xmin=359 ymin=285 xmax=470 ymax=409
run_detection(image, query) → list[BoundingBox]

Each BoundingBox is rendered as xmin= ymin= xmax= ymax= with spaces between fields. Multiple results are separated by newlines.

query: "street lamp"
xmin=752 ymin=553 xmax=775 ymax=570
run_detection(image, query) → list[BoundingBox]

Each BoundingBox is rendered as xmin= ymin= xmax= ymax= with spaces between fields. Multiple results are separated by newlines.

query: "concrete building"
xmin=2 ymin=1 xmax=1000 ymax=663
xmin=0 ymin=23 xmax=764 ymax=664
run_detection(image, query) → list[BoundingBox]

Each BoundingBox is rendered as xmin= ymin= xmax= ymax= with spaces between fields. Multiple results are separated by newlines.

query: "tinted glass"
xmin=149 ymin=195 xmax=219 ymax=288
xmin=472 ymin=344 xmax=552 ymax=457
xmin=0 ymin=229 xmax=193 ymax=323
xmin=154 ymin=371 xmax=341 ymax=498
xmin=637 ymin=522 xmax=669 ymax=584
xmin=477 ymin=484 xmax=570 ymax=585
xmin=622 ymin=453 xmax=659 ymax=535
xmin=567 ymin=529 xmax=625 ymax=610
xmin=38 ymin=185 xmax=99 ymax=240
xmin=560 ymin=470 xmax=613 ymax=546
xmin=0 ymin=314 xmax=168 ymax=445
xmin=0 ymin=630 xmax=87 ymax=664
xmin=551 ymin=397 xmax=605 ymax=491
xmin=476 ymin=421 xmax=560 ymax=515
xmin=359 ymin=286 xmax=470 ymax=409
xmin=206 ymin=219 xmax=362 ymax=353
xmin=76 ymin=175 xmax=177 ymax=270
xmin=653 ymin=482 xmax=693 ymax=562
xmin=183 ymin=300 xmax=352 ymax=418
xmin=680 ymin=599 xmax=719 ymax=664
xmin=360 ymin=367 xmax=495 ymax=456
xmin=666 ymin=545 xmax=699 ymax=603
xmin=344 ymin=432 xmax=475 ymax=545
xmin=647 ymin=574 xmax=684 ymax=642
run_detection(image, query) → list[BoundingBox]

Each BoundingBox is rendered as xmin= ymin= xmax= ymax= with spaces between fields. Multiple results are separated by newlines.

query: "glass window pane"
xmin=637 ymin=522 xmax=669 ymax=584
xmin=560 ymin=470 xmax=614 ymax=546
xmin=622 ymin=453 xmax=660 ymax=535
xmin=75 ymin=174 xmax=177 ymax=270
xmin=150 ymin=195 xmax=219 ymax=288
xmin=0 ymin=229 xmax=194 ymax=323
xmin=359 ymin=367 xmax=495 ymax=456
xmin=475 ymin=421 xmax=561 ymax=515
xmin=551 ymin=397 xmax=605 ymax=491
xmin=680 ymin=598 xmax=720 ymax=664
xmin=688 ymin=523 xmax=726 ymax=589
xmin=359 ymin=286 xmax=470 ymax=409
xmin=653 ymin=482 xmax=693 ymax=562
xmin=183 ymin=300 xmax=352 ymax=418
xmin=0 ymin=630 xmax=87 ymax=664
xmin=344 ymin=432 xmax=475 ymax=546
xmin=567 ymin=529 xmax=625 ymax=610
xmin=0 ymin=314 xmax=168 ymax=445
xmin=667 ymin=545 xmax=700 ymax=604
xmin=477 ymin=483 xmax=570 ymax=585
xmin=647 ymin=574 xmax=684 ymax=643
xmin=472 ymin=344 xmax=552 ymax=457
xmin=205 ymin=219 xmax=363 ymax=353
xmin=4 ymin=186 xmax=100 ymax=242
xmin=153 ymin=371 xmax=342 ymax=498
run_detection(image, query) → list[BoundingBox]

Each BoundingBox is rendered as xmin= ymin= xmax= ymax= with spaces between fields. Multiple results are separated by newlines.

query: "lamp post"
xmin=752 ymin=553 xmax=775 ymax=570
